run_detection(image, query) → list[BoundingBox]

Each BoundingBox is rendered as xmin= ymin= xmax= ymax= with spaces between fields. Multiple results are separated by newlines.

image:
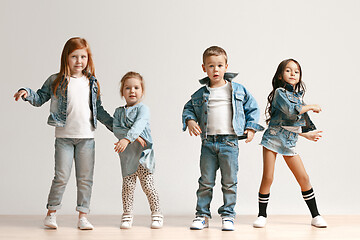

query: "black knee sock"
xmin=258 ymin=192 xmax=270 ymax=217
xmin=302 ymin=188 xmax=320 ymax=218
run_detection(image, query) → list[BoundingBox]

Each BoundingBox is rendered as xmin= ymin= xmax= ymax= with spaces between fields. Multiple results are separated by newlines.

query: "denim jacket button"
xmin=204 ymin=122 xmax=207 ymax=125
xmin=205 ymin=111 xmax=207 ymax=114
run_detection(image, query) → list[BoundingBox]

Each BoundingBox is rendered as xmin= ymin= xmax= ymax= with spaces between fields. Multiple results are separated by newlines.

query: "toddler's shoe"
xmin=151 ymin=214 xmax=164 ymax=229
xmin=44 ymin=212 xmax=58 ymax=229
xmin=222 ymin=217 xmax=235 ymax=231
xmin=120 ymin=214 xmax=133 ymax=229
xmin=253 ymin=216 xmax=267 ymax=228
xmin=78 ymin=217 xmax=94 ymax=230
xmin=190 ymin=216 xmax=209 ymax=230
xmin=311 ymin=215 xmax=327 ymax=228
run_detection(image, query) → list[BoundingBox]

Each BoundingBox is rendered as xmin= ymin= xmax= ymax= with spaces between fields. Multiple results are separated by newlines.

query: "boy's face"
xmin=202 ymin=55 xmax=228 ymax=87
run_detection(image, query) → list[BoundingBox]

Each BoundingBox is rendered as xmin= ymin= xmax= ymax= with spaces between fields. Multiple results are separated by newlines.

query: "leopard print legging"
xmin=122 ymin=164 xmax=161 ymax=214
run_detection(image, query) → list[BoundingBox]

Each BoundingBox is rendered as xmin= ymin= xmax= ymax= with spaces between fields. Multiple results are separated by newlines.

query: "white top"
xmin=55 ymin=75 xmax=95 ymax=138
xmin=282 ymin=126 xmax=301 ymax=133
xmin=206 ymin=82 xmax=236 ymax=135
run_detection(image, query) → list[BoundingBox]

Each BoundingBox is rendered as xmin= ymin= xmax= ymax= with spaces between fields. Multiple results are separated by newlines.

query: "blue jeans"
xmin=196 ymin=135 xmax=239 ymax=218
xmin=47 ymin=138 xmax=95 ymax=213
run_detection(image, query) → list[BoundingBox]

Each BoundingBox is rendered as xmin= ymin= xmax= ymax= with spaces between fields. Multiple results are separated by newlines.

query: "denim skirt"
xmin=260 ymin=126 xmax=299 ymax=156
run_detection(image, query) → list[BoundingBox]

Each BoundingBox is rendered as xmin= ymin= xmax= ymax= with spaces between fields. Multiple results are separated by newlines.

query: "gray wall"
xmin=1 ymin=0 xmax=359 ymax=215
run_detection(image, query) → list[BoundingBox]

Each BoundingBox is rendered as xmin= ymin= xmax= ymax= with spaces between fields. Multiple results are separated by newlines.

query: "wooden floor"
xmin=0 ymin=215 xmax=359 ymax=240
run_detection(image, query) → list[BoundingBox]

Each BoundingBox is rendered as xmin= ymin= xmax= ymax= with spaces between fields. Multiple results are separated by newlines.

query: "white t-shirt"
xmin=55 ymin=75 xmax=95 ymax=138
xmin=206 ymin=82 xmax=236 ymax=135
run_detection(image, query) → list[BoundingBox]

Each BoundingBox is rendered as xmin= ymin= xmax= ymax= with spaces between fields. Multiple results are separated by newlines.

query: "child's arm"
xmin=13 ymin=75 xmax=53 ymax=106
xmin=182 ymin=99 xmax=201 ymax=136
xmin=299 ymin=104 xmax=322 ymax=114
xmin=272 ymin=89 xmax=321 ymax=118
xmin=240 ymin=87 xmax=265 ymax=138
xmin=123 ymin=105 xmax=150 ymax=143
xmin=96 ymin=96 xmax=113 ymax=132
xmin=299 ymin=130 xmax=322 ymax=142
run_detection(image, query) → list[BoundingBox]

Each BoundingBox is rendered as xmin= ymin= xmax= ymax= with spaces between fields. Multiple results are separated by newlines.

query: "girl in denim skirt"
xmin=253 ymin=59 xmax=327 ymax=228
xmin=113 ymin=72 xmax=163 ymax=229
xmin=13 ymin=37 xmax=113 ymax=230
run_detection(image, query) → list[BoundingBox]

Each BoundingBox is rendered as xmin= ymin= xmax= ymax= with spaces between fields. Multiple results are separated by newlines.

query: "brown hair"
xmin=52 ymin=37 xmax=99 ymax=97
xmin=202 ymin=46 xmax=228 ymax=64
xmin=119 ymin=71 xmax=145 ymax=97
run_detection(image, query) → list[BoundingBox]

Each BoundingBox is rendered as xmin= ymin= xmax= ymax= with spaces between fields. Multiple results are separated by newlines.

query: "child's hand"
xmin=13 ymin=90 xmax=28 ymax=101
xmin=244 ymin=129 xmax=255 ymax=143
xmin=136 ymin=136 xmax=147 ymax=148
xmin=311 ymin=104 xmax=322 ymax=113
xmin=300 ymin=131 xmax=323 ymax=142
xmin=187 ymin=119 xmax=202 ymax=136
xmin=114 ymin=139 xmax=130 ymax=153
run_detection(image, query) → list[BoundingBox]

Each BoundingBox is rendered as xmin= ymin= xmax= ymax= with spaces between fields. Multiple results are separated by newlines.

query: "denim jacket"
xmin=22 ymin=73 xmax=113 ymax=131
xmin=182 ymin=73 xmax=264 ymax=140
xmin=268 ymin=83 xmax=316 ymax=133
xmin=113 ymin=103 xmax=155 ymax=176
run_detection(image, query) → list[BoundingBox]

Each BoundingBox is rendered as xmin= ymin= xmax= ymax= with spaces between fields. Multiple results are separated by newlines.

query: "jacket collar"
xmin=199 ymin=72 xmax=238 ymax=85
xmin=284 ymin=83 xmax=304 ymax=96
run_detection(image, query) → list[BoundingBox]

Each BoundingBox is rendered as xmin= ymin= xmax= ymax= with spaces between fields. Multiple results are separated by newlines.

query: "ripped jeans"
xmin=195 ymin=135 xmax=239 ymax=218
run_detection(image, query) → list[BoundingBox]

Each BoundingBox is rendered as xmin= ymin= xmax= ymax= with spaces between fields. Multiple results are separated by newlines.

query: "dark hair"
xmin=265 ymin=59 xmax=305 ymax=124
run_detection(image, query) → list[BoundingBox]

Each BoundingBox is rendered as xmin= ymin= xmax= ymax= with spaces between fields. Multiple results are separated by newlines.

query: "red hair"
xmin=52 ymin=37 xmax=99 ymax=97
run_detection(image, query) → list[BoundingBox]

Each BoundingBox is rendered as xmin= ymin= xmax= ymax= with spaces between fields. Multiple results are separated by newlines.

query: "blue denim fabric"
xmin=268 ymin=84 xmax=316 ymax=133
xmin=113 ymin=103 xmax=155 ymax=176
xmin=261 ymin=126 xmax=299 ymax=156
xmin=196 ymin=135 xmax=239 ymax=218
xmin=21 ymin=73 xmax=113 ymax=131
xmin=47 ymin=138 xmax=95 ymax=213
xmin=182 ymin=73 xmax=264 ymax=140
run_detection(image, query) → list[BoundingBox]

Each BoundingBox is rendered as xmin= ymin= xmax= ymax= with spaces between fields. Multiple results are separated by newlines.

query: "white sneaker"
xmin=253 ymin=216 xmax=267 ymax=228
xmin=190 ymin=216 xmax=209 ymax=230
xmin=78 ymin=217 xmax=94 ymax=230
xmin=311 ymin=215 xmax=327 ymax=228
xmin=222 ymin=217 xmax=235 ymax=231
xmin=151 ymin=214 xmax=164 ymax=229
xmin=120 ymin=215 xmax=133 ymax=229
xmin=44 ymin=212 xmax=58 ymax=229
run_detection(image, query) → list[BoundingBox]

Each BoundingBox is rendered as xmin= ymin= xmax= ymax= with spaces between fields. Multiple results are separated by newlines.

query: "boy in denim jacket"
xmin=182 ymin=46 xmax=264 ymax=231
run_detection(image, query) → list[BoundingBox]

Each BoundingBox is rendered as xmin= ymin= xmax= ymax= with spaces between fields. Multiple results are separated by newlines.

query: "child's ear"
xmin=202 ymin=64 xmax=206 ymax=72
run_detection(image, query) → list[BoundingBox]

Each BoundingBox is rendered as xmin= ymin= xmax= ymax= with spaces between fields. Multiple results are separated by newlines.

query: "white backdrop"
xmin=1 ymin=0 xmax=359 ymax=216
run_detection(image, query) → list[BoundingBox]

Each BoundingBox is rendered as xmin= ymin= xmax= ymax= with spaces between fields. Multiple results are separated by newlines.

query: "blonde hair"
xmin=52 ymin=37 xmax=99 ymax=97
xmin=120 ymin=71 xmax=145 ymax=97
xmin=203 ymin=46 xmax=228 ymax=64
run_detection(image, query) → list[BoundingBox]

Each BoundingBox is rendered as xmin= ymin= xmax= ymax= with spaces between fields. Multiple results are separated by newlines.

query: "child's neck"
xmin=70 ymin=73 xmax=84 ymax=78
xmin=209 ymin=79 xmax=226 ymax=88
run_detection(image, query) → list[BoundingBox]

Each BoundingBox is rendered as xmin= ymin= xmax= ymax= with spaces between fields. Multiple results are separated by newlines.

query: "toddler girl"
xmin=113 ymin=71 xmax=163 ymax=229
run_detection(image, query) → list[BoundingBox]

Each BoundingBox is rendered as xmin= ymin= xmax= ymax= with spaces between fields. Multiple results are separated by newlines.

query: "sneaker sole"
xmin=311 ymin=224 xmax=327 ymax=228
xmin=44 ymin=224 xmax=57 ymax=229
xmin=222 ymin=228 xmax=234 ymax=231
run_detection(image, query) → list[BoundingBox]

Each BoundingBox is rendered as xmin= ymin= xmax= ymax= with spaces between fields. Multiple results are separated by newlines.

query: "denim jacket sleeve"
xmin=96 ymin=96 xmax=113 ymax=132
xmin=272 ymin=88 xmax=303 ymax=120
xmin=240 ymin=87 xmax=264 ymax=132
xmin=182 ymin=98 xmax=198 ymax=131
xmin=125 ymin=104 xmax=150 ymax=143
xmin=22 ymin=75 xmax=53 ymax=107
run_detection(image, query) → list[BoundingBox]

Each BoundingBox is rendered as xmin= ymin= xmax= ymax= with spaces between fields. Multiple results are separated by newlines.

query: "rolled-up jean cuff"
xmin=47 ymin=204 xmax=62 ymax=211
xmin=76 ymin=206 xmax=90 ymax=214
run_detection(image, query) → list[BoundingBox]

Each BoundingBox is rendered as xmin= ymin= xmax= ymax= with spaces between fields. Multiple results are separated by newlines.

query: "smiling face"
xmin=202 ymin=55 xmax=228 ymax=88
xmin=68 ymin=48 xmax=88 ymax=77
xmin=282 ymin=61 xmax=300 ymax=87
xmin=122 ymin=77 xmax=143 ymax=106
